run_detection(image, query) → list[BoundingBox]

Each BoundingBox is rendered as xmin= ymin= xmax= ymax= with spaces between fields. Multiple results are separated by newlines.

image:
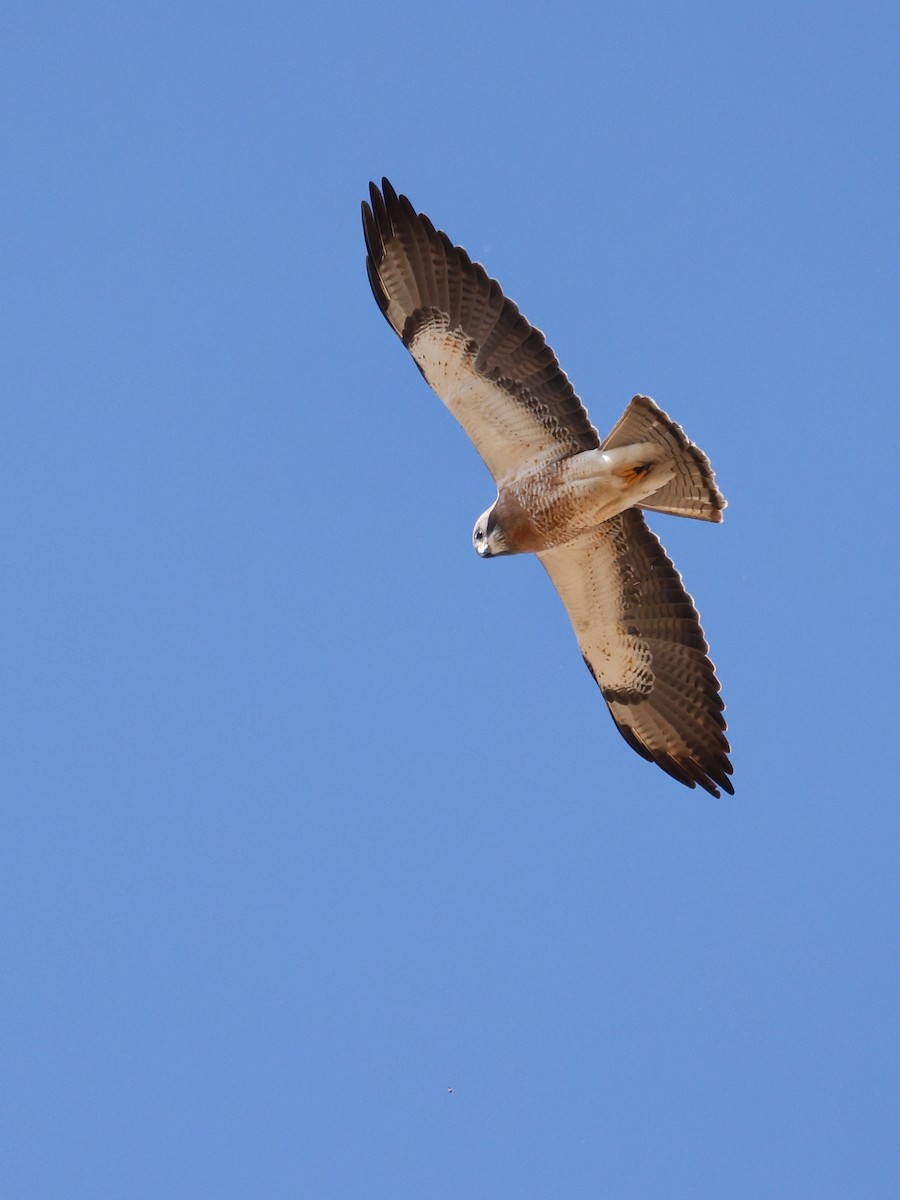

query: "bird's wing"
xmin=362 ymin=179 xmax=599 ymax=486
xmin=538 ymin=507 xmax=733 ymax=796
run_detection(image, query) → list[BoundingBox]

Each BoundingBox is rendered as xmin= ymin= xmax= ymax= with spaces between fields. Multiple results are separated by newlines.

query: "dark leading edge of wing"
xmin=362 ymin=178 xmax=600 ymax=465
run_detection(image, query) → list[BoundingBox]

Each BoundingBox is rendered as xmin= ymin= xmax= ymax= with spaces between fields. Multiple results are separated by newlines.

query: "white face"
xmin=472 ymin=506 xmax=507 ymax=558
xmin=472 ymin=510 xmax=491 ymax=557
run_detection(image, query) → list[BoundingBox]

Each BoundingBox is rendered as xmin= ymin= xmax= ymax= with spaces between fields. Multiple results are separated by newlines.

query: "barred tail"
xmin=601 ymin=395 xmax=726 ymax=522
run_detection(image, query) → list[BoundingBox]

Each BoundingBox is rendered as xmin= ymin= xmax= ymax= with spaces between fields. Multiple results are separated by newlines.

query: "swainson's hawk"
xmin=362 ymin=179 xmax=733 ymax=797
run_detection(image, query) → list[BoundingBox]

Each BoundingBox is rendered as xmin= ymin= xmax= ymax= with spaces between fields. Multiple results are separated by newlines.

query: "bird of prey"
xmin=362 ymin=179 xmax=733 ymax=797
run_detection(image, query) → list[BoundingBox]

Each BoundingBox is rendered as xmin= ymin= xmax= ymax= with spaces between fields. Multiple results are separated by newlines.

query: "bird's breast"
xmin=493 ymin=465 xmax=588 ymax=553
xmin=496 ymin=453 xmax=659 ymax=553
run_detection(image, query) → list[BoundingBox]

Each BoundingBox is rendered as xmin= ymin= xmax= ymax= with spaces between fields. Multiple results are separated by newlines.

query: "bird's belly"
xmin=498 ymin=453 xmax=666 ymax=552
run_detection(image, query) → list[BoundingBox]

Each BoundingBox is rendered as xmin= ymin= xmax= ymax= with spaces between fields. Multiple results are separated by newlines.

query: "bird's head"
xmin=472 ymin=504 xmax=511 ymax=558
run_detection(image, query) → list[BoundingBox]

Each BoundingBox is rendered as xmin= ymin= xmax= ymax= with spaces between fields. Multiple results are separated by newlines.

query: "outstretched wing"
xmin=362 ymin=179 xmax=599 ymax=486
xmin=538 ymin=508 xmax=733 ymax=796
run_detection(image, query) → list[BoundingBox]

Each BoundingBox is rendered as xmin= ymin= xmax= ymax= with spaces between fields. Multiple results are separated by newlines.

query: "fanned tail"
xmin=601 ymin=395 xmax=726 ymax=522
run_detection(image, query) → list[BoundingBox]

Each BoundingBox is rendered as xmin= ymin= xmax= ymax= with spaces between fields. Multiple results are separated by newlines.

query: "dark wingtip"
xmin=365 ymin=254 xmax=388 ymax=315
xmin=610 ymin=708 xmax=735 ymax=798
xmin=689 ymin=757 xmax=735 ymax=798
xmin=362 ymin=184 xmax=390 ymax=314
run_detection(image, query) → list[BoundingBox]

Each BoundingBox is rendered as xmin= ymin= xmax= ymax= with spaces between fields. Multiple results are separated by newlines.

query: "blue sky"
xmin=3 ymin=1 xmax=898 ymax=1195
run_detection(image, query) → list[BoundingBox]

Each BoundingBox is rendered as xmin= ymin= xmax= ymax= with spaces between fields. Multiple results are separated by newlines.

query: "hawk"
xmin=362 ymin=180 xmax=733 ymax=797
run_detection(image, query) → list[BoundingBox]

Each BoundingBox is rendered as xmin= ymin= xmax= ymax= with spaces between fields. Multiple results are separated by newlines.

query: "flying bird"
xmin=362 ymin=179 xmax=733 ymax=797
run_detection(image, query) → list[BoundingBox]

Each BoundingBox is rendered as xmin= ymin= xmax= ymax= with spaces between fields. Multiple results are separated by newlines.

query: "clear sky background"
xmin=3 ymin=2 xmax=898 ymax=1196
